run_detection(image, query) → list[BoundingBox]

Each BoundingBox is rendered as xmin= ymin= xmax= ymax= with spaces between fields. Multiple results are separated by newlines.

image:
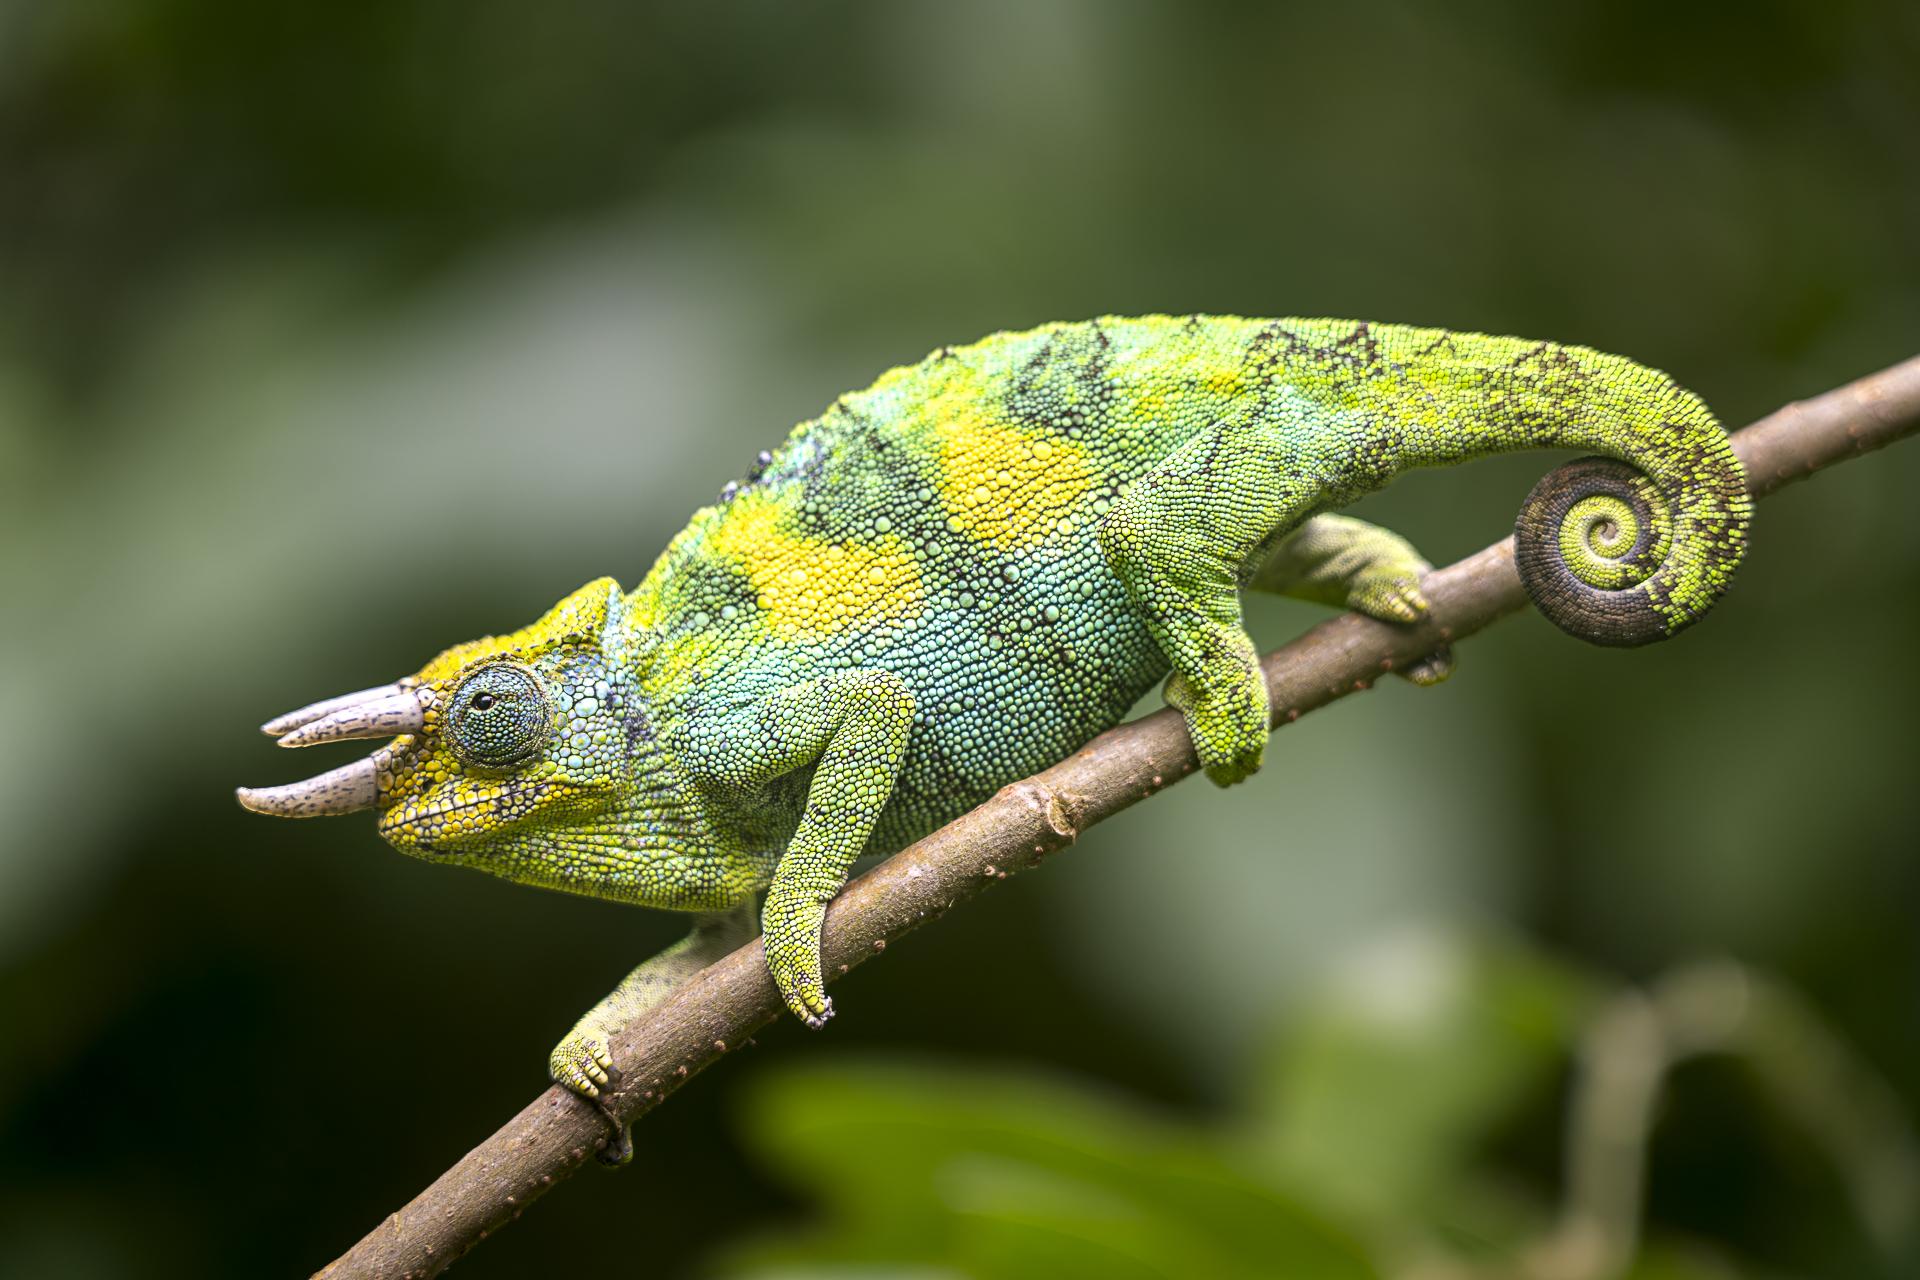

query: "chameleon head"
xmin=237 ymin=577 xmax=639 ymax=871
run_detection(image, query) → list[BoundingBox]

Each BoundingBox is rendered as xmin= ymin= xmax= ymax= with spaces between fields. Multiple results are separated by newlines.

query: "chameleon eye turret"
xmin=445 ymin=663 xmax=553 ymax=769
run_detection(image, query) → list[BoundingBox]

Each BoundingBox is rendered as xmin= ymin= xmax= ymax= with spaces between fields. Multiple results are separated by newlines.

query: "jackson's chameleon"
xmin=239 ymin=316 xmax=1749 ymax=1157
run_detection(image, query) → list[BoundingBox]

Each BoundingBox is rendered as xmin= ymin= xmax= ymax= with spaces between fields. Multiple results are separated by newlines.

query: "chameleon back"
xmin=629 ymin=318 xmax=1213 ymax=846
xmin=624 ymin=314 xmax=1747 ymax=847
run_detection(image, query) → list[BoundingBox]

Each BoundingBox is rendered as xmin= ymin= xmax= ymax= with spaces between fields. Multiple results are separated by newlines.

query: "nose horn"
xmin=275 ymin=687 xmax=430 ymax=748
xmin=260 ymin=683 xmax=408 ymax=737
xmin=236 ymin=757 xmax=379 ymax=818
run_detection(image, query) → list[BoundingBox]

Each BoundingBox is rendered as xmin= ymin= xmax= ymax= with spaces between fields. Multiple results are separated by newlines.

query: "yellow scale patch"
xmin=918 ymin=367 xmax=1097 ymax=551
xmin=709 ymin=489 xmax=925 ymax=639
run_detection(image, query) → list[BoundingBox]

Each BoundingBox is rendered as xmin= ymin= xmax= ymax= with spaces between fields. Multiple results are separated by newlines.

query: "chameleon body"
xmin=239 ymin=316 xmax=1750 ymax=1156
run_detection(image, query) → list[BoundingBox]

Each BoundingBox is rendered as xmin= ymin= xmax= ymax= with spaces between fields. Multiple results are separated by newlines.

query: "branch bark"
xmin=317 ymin=354 xmax=1920 ymax=1280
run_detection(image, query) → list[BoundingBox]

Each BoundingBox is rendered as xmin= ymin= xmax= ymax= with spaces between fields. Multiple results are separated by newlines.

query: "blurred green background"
xmin=3 ymin=2 xmax=1917 ymax=1277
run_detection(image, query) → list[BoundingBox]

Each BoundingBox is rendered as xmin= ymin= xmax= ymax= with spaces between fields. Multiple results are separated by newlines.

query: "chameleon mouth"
xmin=375 ymin=781 xmax=557 ymax=851
xmin=236 ymin=682 xmax=436 ymax=818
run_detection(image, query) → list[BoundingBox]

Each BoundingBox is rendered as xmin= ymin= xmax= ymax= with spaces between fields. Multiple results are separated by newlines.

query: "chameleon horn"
xmin=274 ymin=687 xmax=429 ymax=748
xmin=236 ymin=756 xmax=379 ymax=818
xmin=260 ymin=683 xmax=409 ymax=737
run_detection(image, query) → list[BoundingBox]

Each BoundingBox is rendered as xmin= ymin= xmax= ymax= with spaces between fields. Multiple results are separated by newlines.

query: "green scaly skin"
xmin=240 ymin=316 xmax=1750 ymax=1161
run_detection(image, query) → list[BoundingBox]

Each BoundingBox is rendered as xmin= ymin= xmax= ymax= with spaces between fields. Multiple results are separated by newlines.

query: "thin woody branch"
xmin=317 ymin=353 xmax=1920 ymax=1280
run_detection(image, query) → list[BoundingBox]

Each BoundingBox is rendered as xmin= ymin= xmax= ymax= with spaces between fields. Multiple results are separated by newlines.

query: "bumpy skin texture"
xmin=242 ymin=315 xmax=1750 ymax=1115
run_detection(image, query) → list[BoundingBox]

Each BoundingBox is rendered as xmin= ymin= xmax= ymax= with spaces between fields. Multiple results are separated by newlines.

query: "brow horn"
xmin=274 ymin=687 xmax=430 ymax=748
xmin=236 ymin=757 xmax=379 ymax=818
xmin=259 ymin=683 xmax=410 ymax=737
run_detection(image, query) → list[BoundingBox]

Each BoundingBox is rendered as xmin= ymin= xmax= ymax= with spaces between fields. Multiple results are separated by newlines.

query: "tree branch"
xmin=317 ymin=354 xmax=1920 ymax=1279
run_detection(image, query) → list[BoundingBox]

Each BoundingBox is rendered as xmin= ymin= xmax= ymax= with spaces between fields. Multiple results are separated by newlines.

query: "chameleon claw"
xmin=1400 ymin=644 xmax=1456 ymax=686
xmin=590 ymin=1097 xmax=633 ymax=1168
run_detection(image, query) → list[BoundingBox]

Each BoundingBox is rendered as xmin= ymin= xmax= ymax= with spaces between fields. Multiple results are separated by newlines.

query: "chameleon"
xmin=238 ymin=315 xmax=1749 ymax=1160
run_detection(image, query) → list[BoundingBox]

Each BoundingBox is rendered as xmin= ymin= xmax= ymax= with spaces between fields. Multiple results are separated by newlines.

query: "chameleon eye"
xmin=447 ymin=663 xmax=551 ymax=769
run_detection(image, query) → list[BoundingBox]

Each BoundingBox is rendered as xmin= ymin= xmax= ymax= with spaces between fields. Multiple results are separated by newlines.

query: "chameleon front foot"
xmin=591 ymin=1102 xmax=634 ymax=1168
xmin=763 ymin=892 xmax=837 ymax=1028
xmin=549 ymin=1027 xmax=614 ymax=1100
xmin=1399 ymin=644 xmax=1455 ymax=686
xmin=550 ymin=1026 xmax=633 ymax=1167
xmin=1164 ymin=666 xmax=1269 ymax=788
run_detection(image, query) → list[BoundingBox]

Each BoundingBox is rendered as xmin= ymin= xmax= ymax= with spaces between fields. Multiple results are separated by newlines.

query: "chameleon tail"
xmin=1512 ymin=449 xmax=1746 ymax=647
xmin=1336 ymin=323 xmax=1753 ymax=647
xmin=1502 ymin=364 xmax=1749 ymax=647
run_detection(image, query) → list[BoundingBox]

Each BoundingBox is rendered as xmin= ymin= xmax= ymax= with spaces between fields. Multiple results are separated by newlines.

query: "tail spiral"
xmin=1514 ymin=451 xmax=1749 ymax=647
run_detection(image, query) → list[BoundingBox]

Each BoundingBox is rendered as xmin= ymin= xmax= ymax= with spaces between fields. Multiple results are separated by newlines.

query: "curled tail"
xmin=1279 ymin=320 xmax=1753 ymax=647
xmin=1513 ymin=442 xmax=1747 ymax=647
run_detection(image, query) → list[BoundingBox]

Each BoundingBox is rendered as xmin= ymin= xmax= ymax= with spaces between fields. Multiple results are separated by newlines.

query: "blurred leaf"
xmin=728 ymin=1268 xmax=961 ymax=1280
xmin=1623 ymin=1241 xmax=1751 ymax=1280
xmin=1247 ymin=927 xmax=1597 ymax=1227
xmin=722 ymin=1059 xmax=1379 ymax=1280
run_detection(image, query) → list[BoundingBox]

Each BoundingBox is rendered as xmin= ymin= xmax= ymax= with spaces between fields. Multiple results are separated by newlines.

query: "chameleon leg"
xmin=1247 ymin=514 xmax=1456 ymax=686
xmin=550 ymin=900 xmax=757 ymax=1165
xmin=684 ymin=670 xmax=916 ymax=1029
xmin=1098 ymin=416 xmax=1319 ymax=787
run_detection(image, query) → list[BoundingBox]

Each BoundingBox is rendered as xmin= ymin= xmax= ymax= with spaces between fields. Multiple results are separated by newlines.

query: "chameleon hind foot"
xmin=1343 ymin=566 xmax=1430 ymax=624
xmin=1343 ymin=574 xmax=1455 ymax=685
xmin=1252 ymin=514 xmax=1456 ymax=685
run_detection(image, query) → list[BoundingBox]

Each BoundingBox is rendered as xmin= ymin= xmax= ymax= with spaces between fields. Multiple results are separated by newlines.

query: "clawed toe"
xmin=1352 ymin=575 xmax=1430 ymax=624
xmin=1400 ymin=645 xmax=1455 ymax=686
xmin=551 ymin=1033 xmax=615 ymax=1100
xmin=593 ymin=1107 xmax=634 ymax=1168
xmin=782 ymin=984 xmax=835 ymax=1029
